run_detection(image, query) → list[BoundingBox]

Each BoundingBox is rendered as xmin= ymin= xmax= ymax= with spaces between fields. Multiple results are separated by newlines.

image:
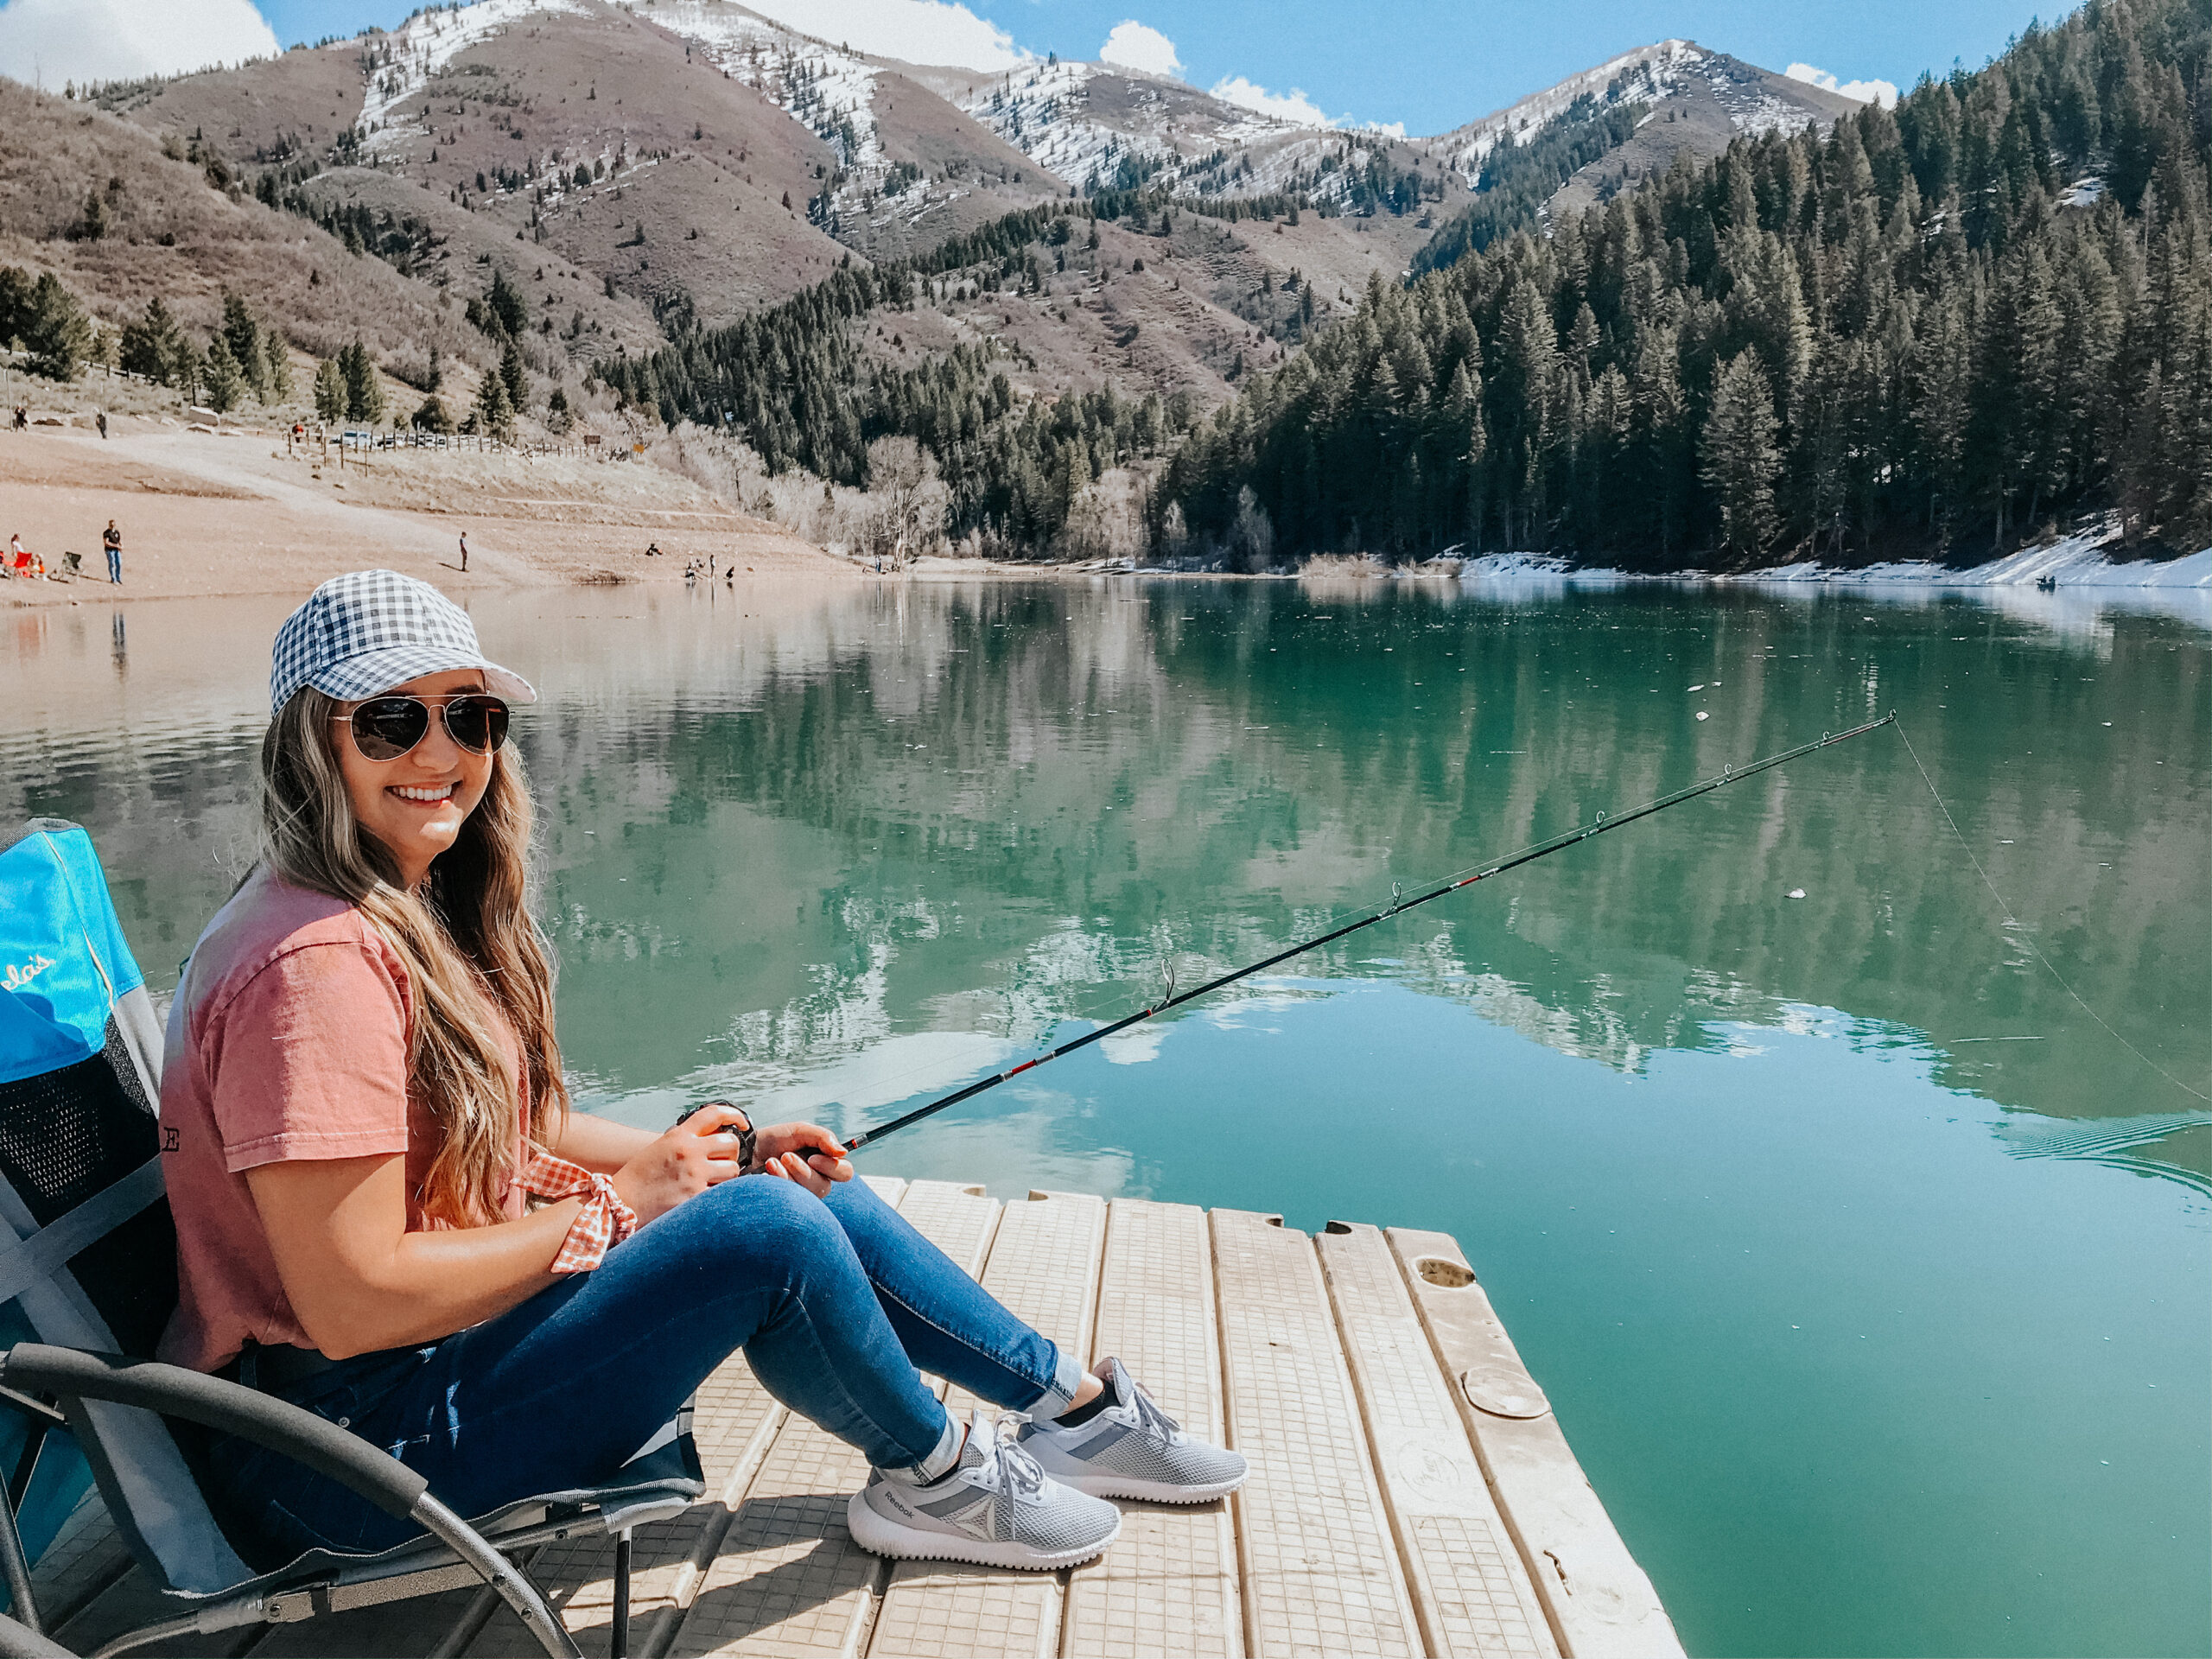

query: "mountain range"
xmin=1 ymin=0 xmax=1866 ymax=432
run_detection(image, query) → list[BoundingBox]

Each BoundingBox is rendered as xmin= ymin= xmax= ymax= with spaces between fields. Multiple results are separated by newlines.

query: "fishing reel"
xmin=676 ymin=1102 xmax=852 ymax=1173
xmin=675 ymin=1099 xmax=756 ymax=1172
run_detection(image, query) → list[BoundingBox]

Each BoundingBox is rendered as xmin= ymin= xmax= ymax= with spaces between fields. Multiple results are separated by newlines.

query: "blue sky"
xmin=123 ymin=0 xmax=2050 ymax=132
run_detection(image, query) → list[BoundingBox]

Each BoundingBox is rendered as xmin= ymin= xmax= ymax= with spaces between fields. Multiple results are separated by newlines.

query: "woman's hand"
xmin=753 ymin=1122 xmax=852 ymax=1198
xmin=611 ymin=1103 xmax=751 ymax=1224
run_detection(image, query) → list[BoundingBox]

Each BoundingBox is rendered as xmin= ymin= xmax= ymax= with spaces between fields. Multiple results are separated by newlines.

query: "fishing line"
xmin=819 ymin=714 xmax=1899 ymax=1160
xmin=714 ymin=749 xmax=1669 ymax=1117
xmin=1894 ymin=719 xmax=2209 ymax=1105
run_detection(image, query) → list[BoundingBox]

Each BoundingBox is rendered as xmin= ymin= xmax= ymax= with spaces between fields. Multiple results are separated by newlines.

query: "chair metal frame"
xmin=0 ymin=818 xmax=700 ymax=1658
xmin=0 ymin=1343 xmax=702 ymax=1656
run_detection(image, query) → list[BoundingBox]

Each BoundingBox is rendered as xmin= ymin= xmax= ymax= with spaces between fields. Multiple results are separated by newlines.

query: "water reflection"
xmin=508 ymin=581 xmax=2207 ymax=1188
xmin=4 ymin=581 xmax=2205 ymax=1184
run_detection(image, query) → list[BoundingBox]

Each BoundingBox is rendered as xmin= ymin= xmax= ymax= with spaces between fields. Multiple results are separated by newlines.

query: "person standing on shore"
xmin=458 ymin=531 xmax=469 ymax=574
xmin=98 ymin=411 xmax=108 ymax=441
xmin=102 ymin=520 xmax=123 ymax=584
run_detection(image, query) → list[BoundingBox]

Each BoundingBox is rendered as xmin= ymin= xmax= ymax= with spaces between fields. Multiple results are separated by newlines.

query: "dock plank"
xmin=1315 ymin=1223 xmax=1558 ymax=1659
xmin=867 ymin=1192 xmax=1106 ymax=1659
xmin=1062 ymin=1198 xmax=1240 ymax=1659
xmin=1383 ymin=1228 xmax=1681 ymax=1659
xmin=934 ymin=1193 xmax=1107 ymax=1421
xmin=1210 ymin=1210 xmax=1420 ymax=1658
xmin=670 ymin=1182 xmax=1000 ymax=1659
xmin=664 ymin=1414 xmax=881 ymax=1659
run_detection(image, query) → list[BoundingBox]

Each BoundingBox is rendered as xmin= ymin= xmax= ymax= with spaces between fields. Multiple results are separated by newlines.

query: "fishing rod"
xmin=798 ymin=713 xmax=1896 ymax=1161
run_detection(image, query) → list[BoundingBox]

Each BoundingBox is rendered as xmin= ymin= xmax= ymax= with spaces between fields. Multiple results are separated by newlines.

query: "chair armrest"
xmin=0 ymin=1346 xmax=580 ymax=1658
xmin=0 ymin=1614 xmax=73 ymax=1659
xmin=0 ymin=1345 xmax=426 ymax=1521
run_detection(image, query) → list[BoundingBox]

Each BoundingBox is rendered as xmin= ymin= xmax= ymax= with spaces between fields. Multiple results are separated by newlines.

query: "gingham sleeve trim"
xmin=525 ymin=1147 xmax=639 ymax=1273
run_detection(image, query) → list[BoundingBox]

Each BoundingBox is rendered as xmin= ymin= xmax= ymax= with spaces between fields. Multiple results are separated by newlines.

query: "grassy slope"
xmin=0 ymin=83 xmax=480 ymax=371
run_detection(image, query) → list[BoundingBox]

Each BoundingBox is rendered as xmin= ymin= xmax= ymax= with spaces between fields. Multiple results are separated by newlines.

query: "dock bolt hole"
xmin=1414 ymin=1256 xmax=1476 ymax=1288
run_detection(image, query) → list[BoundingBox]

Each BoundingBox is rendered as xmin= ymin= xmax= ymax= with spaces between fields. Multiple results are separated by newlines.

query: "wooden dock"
xmin=40 ymin=1180 xmax=1681 ymax=1658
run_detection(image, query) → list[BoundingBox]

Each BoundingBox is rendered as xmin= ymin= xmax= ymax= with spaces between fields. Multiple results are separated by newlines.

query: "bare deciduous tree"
xmin=865 ymin=436 xmax=946 ymax=568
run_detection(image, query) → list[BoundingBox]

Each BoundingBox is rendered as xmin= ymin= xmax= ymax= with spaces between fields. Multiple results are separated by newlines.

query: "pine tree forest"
xmin=1163 ymin=0 xmax=2212 ymax=567
xmin=597 ymin=208 xmax=1199 ymax=551
xmin=604 ymin=0 xmax=2208 ymax=569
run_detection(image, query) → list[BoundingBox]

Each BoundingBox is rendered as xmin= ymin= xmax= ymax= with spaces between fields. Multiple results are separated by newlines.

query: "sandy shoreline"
xmin=0 ymin=416 xmax=849 ymax=607
xmin=14 ymin=419 xmax=2202 ymax=615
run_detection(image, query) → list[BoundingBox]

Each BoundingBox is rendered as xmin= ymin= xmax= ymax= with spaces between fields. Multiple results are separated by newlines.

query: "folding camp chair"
xmin=0 ymin=820 xmax=703 ymax=1657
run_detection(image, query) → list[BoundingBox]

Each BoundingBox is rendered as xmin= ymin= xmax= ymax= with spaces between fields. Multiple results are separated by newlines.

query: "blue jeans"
xmin=203 ymin=1176 xmax=1081 ymax=1566
xmin=105 ymin=546 xmax=120 ymax=582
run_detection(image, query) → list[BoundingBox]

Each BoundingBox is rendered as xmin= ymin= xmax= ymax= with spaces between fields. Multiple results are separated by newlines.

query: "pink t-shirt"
xmin=156 ymin=868 xmax=527 ymax=1373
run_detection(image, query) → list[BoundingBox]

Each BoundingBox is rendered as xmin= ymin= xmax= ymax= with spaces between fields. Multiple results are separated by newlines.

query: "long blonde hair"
xmin=258 ymin=688 xmax=569 ymax=1226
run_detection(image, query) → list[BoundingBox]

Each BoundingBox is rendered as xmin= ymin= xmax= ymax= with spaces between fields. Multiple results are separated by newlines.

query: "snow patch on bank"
xmin=1446 ymin=526 xmax=2211 ymax=631
xmin=1744 ymin=524 xmax=2212 ymax=590
xmin=1734 ymin=524 xmax=2212 ymax=633
xmin=1458 ymin=552 xmax=1627 ymax=582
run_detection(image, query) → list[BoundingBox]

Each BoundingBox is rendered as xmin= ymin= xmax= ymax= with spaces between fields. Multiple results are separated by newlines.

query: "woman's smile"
xmin=334 ymin=668 xmax=495 ymax=886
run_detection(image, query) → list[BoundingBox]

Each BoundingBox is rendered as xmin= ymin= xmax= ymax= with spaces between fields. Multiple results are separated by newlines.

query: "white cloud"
xmin=741 ymin=0 xmax=1024 ymax=73
xmin=0 ymin=0 xmax=278 ymax=86
xmin=1206 ymin=73 xmax=1402 ymax=135
xmin=1098 ymin=20 xmax=1179 ymax=79
xmin=1785 ymin=61 xmax=1899 ymax=109
xmin=1209 ymin=73 xmax=1338 ymax=128
xmin=1098 ymin=1025 xmax=1166 ymax=1065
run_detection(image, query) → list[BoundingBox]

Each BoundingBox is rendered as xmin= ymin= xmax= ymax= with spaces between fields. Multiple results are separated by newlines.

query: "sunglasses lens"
xmin=443 ymin=696 xmax=510 ymax=754
xmin=351 ymin=697 xmax=429 ymax=760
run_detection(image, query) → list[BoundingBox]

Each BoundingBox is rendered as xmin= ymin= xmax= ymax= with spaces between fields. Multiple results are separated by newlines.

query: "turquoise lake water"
xmin=5 ymin=575 xmax=2206 ymax=1656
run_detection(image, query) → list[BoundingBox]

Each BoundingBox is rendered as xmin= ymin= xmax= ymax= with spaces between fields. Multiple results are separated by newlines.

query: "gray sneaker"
xmin=1016 ymin=1356 xmax=1248 ymax=1503
xmin=848 ymin=1410 xmax=1122 ymax=1570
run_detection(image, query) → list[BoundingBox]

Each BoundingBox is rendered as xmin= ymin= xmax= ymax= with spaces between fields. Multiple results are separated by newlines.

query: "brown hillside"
xmin=412 ymin=0 xmax=856 ymax=316
xmin=89 ymin=0 xmax=1460 ymax=358
xmin=95 ymin=37 xmax=366 ymax=167
xmin=0 ymin=83 xmax=486 ymax=370
xmin=849 ymin=212 xmax=1354 ymax=410
xmin=286 ymin=166 xmax=664 ymax=366
xmin=115 ymin=0 xmax=860 ymax=321
xmin=838 ymin=71 xmax=1051 ymax=261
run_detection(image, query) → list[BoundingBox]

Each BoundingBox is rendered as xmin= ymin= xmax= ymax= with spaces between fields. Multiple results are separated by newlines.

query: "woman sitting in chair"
xmin=158 ymin=570 xmax=1241 ymax=1574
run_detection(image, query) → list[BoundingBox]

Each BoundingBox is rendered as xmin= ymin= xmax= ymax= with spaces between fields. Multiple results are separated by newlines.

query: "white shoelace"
xmin=1125 ymin=1382 xmax=1184 ymax=1447
xmin=969 ymin=1409 xmax=1047 ymax=1503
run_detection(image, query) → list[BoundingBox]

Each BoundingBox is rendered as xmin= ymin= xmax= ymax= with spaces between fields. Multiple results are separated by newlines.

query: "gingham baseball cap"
xmin=270 ymin=569 xmax=536 ymax=715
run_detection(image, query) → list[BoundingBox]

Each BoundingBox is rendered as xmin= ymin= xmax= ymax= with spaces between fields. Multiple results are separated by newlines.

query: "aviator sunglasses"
xmin=334 ymin=692 xmax=511 ymax=761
